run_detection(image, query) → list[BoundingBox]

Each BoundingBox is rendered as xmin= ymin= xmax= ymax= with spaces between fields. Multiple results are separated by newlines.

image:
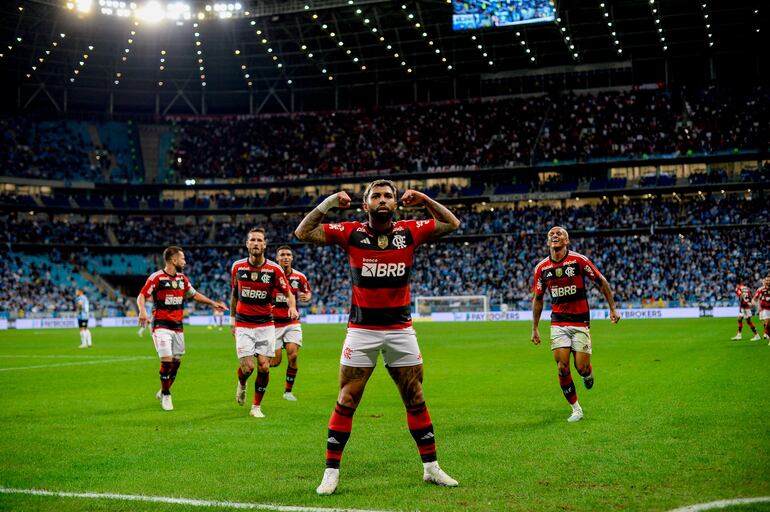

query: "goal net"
xmin=414 ymin=295 xmax=489 ymax=317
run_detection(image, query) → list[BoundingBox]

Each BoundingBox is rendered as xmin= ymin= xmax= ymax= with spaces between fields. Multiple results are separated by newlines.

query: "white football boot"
xmin=155 ymin=389 xmax=162 ymax=401
xmin=750 ymin=334 xmax=761 ymax=341
xmin=568 ymin=404 xmax=583 ymax=423
xmin=730 ymin=333 xmax=742 ymax=341
xmin=423 ymin=461 xmax=459 ymax=487
xmin=249 ymin=405 xmax=265 ymax=418
xmin=283 ymin=392 xmax=298 ymax=401
xmin=236 ymin=382 xmax=246 ymax=406
xmin=316 ymin=468 xmax=340 ymax=495
xmin=161 ymin=394 xmax=173 ymax=411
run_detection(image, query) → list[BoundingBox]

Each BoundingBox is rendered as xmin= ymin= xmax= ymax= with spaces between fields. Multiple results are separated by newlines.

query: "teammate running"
xmin=531 ymin=226 xmax=620 ymax=423
xmin=732 ymin=280 xmax=760 ymax=341
xmin=231 ymin=228 xmax=298 ymax=418
xmin=75 ymin=289 xmax=92 ymax=348
xmin=137 ymin=246 xmax=228 ymax=411
xmin=270 ymin=245 xmax=311 ymax=401
xmin=295 ymin=179 xmax=461 ymax=495
xmin=753 ymin=276 xmax=770 ymax=343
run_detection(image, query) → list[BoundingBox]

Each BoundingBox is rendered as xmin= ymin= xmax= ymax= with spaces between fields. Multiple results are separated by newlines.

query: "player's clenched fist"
xmin=318 ymin=191 xmax=351 ymax=214
xmin=400 ymin=189 xmax=425 ymax=207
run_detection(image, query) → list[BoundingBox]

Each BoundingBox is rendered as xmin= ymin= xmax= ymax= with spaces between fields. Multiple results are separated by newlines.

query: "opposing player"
xmin=270 ymin=245 xmax=311 ymax=401
xmin=732 ymin=279 xmax=760 ymax=341
xmin=753 ymin=276 xmax=770 ymax=342
xmin=231 ymin=228 xmax=298 ymax=418
xmin=75 ymin=289 xmax=92 ymax=348
xmin=294 ymin=179 xmax=461 ymax=495
xmin=137 ymin=246 xmax=228 ymax=411
xmin=531 ymin=226 xmax=620 ymax=423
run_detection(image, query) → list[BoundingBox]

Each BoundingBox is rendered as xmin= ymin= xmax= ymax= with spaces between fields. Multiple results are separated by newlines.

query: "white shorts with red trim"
xmin=550 ymin=325 xmax=592 ymax=354
xmin=739 ymin=308 xmax=754 ymax=319
xmin=760 ymin=310 xmax=770 ymax=321
xmin=340 ymin=328 xmax=422 ymax=368
xmin=152 ymin=328 xmax=185 ymax=359
xmin=235 ymin=325 xmax=276 ymax=359
xmin=274 ymin=324 xmax=303 ymax=350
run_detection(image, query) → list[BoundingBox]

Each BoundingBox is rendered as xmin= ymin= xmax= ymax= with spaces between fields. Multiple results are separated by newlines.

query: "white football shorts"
xmin=739 ymin=308 xmax=753 ymax=319
xmin=550 ymin=325 xmax=592 ymax=354
xmin=760 ymin=310 xmax=770 ymax=321
xmin=152 ymin=328 xmax=185 ymax=358
xmin=340 ymin=327 xmax=422 ymax=368
xmin=235 ymin=325 xmax=276 ymax=359
xmin=274 ymin=324 xmax=303 ymax=350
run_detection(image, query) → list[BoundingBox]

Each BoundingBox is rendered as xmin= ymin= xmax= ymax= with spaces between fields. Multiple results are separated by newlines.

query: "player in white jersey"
xmin=76 ymin=289 xmax=92 ymax=348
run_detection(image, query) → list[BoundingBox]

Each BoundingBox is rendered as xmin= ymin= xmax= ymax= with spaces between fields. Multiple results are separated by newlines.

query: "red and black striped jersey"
xmin=231 ymin=258 xmax=290 ymax=328
xmin=273 ymin=268 xmax=310 ymax=326
xmin=736 ymin=285 xmax=752 ymax=308
xmin=140 ymin=270 xmax=196 ymax=332
xmin=533 ymin=251 xmax=603 ymax=327
xmin=754 ymin=286 xmax=770 ymax=310
xmin=323 ymin=219 xmax=435 ymax=330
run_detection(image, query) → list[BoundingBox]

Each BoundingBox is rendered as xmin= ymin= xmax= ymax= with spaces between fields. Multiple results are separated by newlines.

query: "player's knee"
xmin=258 ymin=361 xmax=270 ymax=373
xmin=557 ymin=361 xmax=570 ymax=376
xmin=288 ymin=353 xmax=298 ymax=366
xmin=240 ymin=359 xmax=255 ymax=373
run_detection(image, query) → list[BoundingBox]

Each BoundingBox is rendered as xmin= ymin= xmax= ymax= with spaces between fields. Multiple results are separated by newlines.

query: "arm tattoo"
xmin=295 ymin=208 xmax=328 ymax=245
xmin=422 ymin=197 xmax=460 ymax=239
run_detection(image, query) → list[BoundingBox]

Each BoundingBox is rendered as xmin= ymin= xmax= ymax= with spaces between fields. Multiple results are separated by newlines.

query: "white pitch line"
xmin=0 ymin=356 xmax=154 ymax=372
xmin=668 ymin=497 xmax=770 ymax=512
xmin=0 ymin=487 xmax=392 ymax=512
xmin=0 ymin=355 xmax=133 ymax=359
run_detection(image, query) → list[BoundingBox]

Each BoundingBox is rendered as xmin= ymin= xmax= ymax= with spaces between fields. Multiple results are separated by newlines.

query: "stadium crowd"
xmin=2 ymin=86 xmax=767 ymax=184
xmin=1 ymin=195 xmax=765 ymax=248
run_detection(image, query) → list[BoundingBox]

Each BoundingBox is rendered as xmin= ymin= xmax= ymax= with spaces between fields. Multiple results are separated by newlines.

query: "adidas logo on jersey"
xmin=360 ymin=238 xmax=371 ymax=245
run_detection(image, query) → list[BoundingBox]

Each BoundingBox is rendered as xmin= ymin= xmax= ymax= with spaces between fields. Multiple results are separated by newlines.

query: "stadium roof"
xmin=0 ymin=0 xmax=765 ymax=114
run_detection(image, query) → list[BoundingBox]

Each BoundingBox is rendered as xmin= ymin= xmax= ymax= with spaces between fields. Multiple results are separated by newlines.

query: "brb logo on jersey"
xmin=164 ymin=296 xmax=183 ymax=305
xmin=361 ymin=259 xmax=406 ymax=278
xmin=551 ymin=285 xmax=577 ymax=297
xmin=241 ymin=288 xmax=268 ymax=299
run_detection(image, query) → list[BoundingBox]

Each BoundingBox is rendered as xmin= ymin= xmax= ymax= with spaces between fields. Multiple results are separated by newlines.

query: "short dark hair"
xmin=163 ymin=246 xmax=184 ymax=262
xmin=276 ymin=245 xmax=292 ymax=254
xmin=247 ymin=227 xmax=266 ymax=239
xmin=363 ymin=179 xmax=398 ymax=201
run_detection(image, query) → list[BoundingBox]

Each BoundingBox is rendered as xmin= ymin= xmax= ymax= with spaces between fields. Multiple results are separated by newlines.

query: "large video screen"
xmin=453 ymin=0 xmax=557 ymax=31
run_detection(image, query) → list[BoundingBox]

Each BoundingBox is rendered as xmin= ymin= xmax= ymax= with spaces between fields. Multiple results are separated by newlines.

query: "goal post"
xmin=414 ymin=295 xmax=489 ymax=317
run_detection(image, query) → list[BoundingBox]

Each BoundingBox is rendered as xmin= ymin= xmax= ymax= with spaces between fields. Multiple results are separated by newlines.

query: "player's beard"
xmin=370 ymin=208 xmax=394 ymax=223
xmin=174 ymin=264 xmax=184 ymax=273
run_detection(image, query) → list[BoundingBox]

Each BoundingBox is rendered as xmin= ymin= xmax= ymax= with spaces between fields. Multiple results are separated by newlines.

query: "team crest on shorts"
xmin=251 ymin=272 xmax=258 ymax=281
xmin=377 ymin=235 xmax=388 ymax=249
xmin=555 ymin=268 xmax=563 ymax=278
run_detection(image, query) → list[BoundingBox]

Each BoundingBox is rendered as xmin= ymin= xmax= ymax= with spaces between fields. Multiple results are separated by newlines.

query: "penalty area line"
xmin=0 ymin=356 xmax=154 ymax=372
xmin=669 ymin=497 xmax=770 ymax=512
xmin=0 ymin=487 xmax=394 ymax=512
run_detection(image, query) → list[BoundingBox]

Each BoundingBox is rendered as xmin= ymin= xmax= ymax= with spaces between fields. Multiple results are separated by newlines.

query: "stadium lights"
xmin=28 ymin=34 xmax=66 ymax=78
xmin=251 ymin=26 xmax=295 ymax=84
xmin=599 ymin=1 xmax=624 ymax=56
xmin=307 ymin=5 xmax=368 ymax=73
xmin=554 ymin=16 xmax=580 ymax=61
xmin=647 ymin=0 xmax=667 ymax=52
xmin=69 ymin=42 xmax=95 ymax=83
xmin=397 ymin=2 xmax=452 ymax=71
xmin=701 ymin=2 xmax=713 ymax=48
xmin=348 ymin=3 xmax=413 ymax=72
xmin=114 ymin=28 xmax=140 ymax=84
xmin=75 ymin=1 xmax=245 ymax=22
xmin=192 ymin=23 xmax=207 ymax=87
xmin=513 ymin=31 xmax=536 ymax=64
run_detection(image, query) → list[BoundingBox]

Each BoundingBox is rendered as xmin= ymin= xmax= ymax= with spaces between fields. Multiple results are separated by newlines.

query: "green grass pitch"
xmin=1 ymin=319 xmax=769 ymax=512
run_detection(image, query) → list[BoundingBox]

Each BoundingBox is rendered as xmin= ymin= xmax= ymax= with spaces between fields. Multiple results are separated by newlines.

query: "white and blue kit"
xmin=77 ymin=294 xmax=90 ymax=328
